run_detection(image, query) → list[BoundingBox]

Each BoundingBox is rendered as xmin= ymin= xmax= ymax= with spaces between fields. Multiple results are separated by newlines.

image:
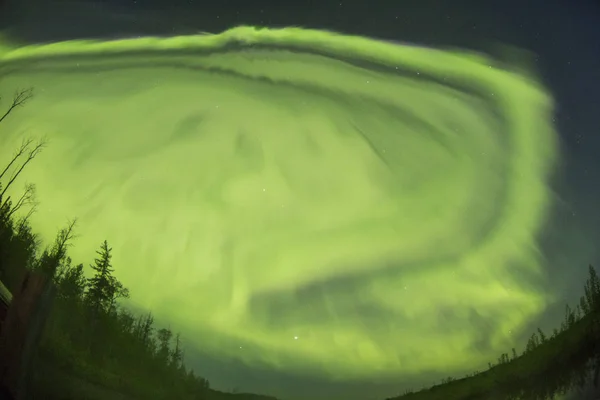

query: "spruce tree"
xmin=85 ymin=240 xmax=115 ymax=315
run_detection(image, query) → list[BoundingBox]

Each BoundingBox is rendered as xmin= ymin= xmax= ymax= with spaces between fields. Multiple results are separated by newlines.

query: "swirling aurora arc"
xmin=0 ymin=26 xmax=558 ymax=381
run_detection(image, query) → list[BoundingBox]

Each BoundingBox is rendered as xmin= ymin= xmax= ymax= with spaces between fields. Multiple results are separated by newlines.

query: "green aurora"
xmin=0 ymin=26 xmax=559 ymax=381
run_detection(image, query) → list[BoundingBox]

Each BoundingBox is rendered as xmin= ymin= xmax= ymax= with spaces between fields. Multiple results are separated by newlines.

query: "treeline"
xmin=38 ymin=237 xmax=211 ymax=400
xmin=389 ymin=264 xmax=600 ymax=400
xmin=0 ymin=89 xmax=211 ymax=399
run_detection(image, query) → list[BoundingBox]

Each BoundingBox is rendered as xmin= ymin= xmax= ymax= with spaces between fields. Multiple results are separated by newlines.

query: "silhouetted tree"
xmin=85 ymin=240 xmax=116 ymax=315
xmin=0 ymin=136 xmax=46 ymax=210
xmin=157 ymin=327 xmax=173 ymax=365
xmin=525 ymin=332 xmax=539 ymax=354
xmin=106 ymin=275 xmax=129 ymax=313
xmin=0 ymin=87 xmax=33 ymax=125
xmin=0 ymin=89 xmax=46 ymax=290
xmin=1 ymin=91 xmax=216 ymax=400
xmin=537 ymin=328 xmax=547 ymax=343
xmin=56 ymin=259 xmax=86 ymax=301
xmin=171 ymin=332 xmax=184 ymax=370
xmin=36 ymin=219 xmax=77 ymax=279
xmin=564 ymin=304 xmax=576 ymax=330
xmin=584 ymin=264 xmax=600 ymax=313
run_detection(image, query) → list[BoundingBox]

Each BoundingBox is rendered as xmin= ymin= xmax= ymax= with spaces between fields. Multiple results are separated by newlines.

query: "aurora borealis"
xmin=0 ymin=24 xmax=560 ymax=394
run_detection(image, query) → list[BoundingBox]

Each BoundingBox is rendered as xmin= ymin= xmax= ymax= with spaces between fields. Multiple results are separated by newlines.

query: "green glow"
xmin=0 ymin=26 xmax=558 ymax=380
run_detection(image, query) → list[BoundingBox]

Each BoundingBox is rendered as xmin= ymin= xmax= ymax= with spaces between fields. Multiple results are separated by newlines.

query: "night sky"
xmin=0 ymin=1 xmax=599 ymax=400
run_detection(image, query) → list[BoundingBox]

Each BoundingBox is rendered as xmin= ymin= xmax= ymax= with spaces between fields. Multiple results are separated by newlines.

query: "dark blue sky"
xmin=1 ymin=1 xmax=599 ymax=399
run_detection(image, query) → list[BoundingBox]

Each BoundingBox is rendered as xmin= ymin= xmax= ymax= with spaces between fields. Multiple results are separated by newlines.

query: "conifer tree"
xmin=85 ymin=240 xmax=115 ymax=315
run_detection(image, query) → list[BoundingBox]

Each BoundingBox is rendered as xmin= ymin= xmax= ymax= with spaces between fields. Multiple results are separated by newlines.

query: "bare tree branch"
xmin=0 ymin=88 xmax=34 ymax=125
xmin=54 ymin=219 xmax=78 ymax=254
xmin=0 ymin=137 xmax=47 ymax=199
xmin=0 ymin=137 xmax=34 ymax=182
xmin=17 ymin=205 xmax=37 ymax=230
xmin=6 ymin=183 xmax=37 ymax=219
xmin=38 ymin=219 xmax=78 ymax=278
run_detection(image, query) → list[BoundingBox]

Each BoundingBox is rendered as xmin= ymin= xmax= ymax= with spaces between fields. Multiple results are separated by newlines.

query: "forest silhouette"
xmin=0 ymin=88 xmax=599 ymax=400
xmin=0 ymin=89 xmax=277 ymax=400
